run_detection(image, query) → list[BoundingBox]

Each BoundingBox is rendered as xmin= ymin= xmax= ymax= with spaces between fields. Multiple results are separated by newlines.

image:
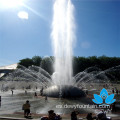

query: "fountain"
xmin=1 ymin=0 xmax=119 ymax=98
xmin=1 ymin=0 xmax=120 ymax=117
xmin=42 ymin=0 xmax=86 ymax=98
xmin=51 ymin=0 xmax=75 ymax=85
xmin=1 ymin=0 xmax=118 ymax=98
xmin=2 ymin=64 xmax=118 ymax=89
xmin=1 ymin=64 xmax=120 ymax=114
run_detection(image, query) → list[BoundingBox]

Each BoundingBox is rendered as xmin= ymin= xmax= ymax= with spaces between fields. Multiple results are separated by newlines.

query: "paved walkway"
xmin=0 ymin=112 xmax=120 ymax=120
xmin=0 ymin=116 xmax=39 ymax=120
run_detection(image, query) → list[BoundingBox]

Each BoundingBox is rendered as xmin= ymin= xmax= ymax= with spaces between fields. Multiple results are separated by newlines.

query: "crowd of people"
xmin=22 ymin=100 xmax=113 ymax=120
xmin=0 ymin=85 xmax=119 ymax=120
xmin=70 ymin=110 xmax=111 ymax=120
xmin=41 ymin=110 xmax=62 ymax=120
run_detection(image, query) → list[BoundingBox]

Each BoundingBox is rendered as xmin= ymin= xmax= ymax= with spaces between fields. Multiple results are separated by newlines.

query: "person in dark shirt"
xmin=71 ymin=110 xmax=79 ymax=120
xmin=22 ymin=100 xmax=31 ymax=118
xmin=34 ymin=92 xmax=37 ymax=97
xmin=86 ymin=113 xmax=93 ymax=120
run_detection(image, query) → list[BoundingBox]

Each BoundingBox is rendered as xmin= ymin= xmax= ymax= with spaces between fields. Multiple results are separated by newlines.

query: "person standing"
xmin=112 ymin=88 xmax=114 ymax=94
xmin=34 ymin=92 xmax=37 ymax=97
xmin=11 ymin=90 xmax=13 ymax=95
xmin=25 ymin=90 xmax=27 ymax=95
xmin=71 ymin=110 xmax=79 ymax=120
xmin=22 ymin=100 xmax=31 ymax=118
xmin=40 ymin=87 xmax=44 ymax=96
xmin=116 ymin=89 xmax=119 ymax=95
xmin=0 ymin=96 xmax=1 ymax=107
xmin=45 ymin=95 xmax=48 ymax=101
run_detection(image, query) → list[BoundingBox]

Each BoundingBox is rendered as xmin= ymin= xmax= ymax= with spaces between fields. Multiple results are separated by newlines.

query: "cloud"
xmin=81 ymin=41 xmax=91 ymax=49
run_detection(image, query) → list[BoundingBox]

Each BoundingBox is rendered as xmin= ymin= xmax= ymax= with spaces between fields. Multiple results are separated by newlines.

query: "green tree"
xmin=40 ymin=57 xmax=54 ymax=75
xmin=18 ymin=58 xmax=34 ymax=68
xmin=32 ymin=56 xmax=42 ymax=66
xmin=73 ymin=56 xmax=79 ymax=75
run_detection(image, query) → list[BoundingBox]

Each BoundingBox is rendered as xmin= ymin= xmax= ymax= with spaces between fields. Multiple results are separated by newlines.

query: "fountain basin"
xmin=43 ymin=85 xmax=86 ymax=98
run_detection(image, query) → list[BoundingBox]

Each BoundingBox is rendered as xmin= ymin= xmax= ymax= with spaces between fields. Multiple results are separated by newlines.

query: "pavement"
xmin=0 ymin=112 xmax=120 ymax=120
xmin=0 ymin=115 xmax=120 ymax=120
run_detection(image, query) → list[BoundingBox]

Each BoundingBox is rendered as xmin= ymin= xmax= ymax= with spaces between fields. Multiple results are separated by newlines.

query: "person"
xmin=29 ymin=85 xmax=31 ymax=89
xmin=45 ymin=95 xmax=48 ymax=101
xmin=22 ymin=100 xmax=31 ymax=118
xmin=0 ymin=96 xmax=1 ymax=107
xmin=34 ymin=92 xmax=37 ymax=97
xmin=86 ymin=113 xmax=93 ymax=120
xmin=111 ymin=102 xmax=116 ymax=112
xmin=41 ymin=110 xmax=61 ymax=120
xmin=41 ymin=116 xmax=48 ymax=120
xmin=63 ymin=92 xmax=66 ymax=98
xmin=71 ymin=110 xmax=79 ymax=120
xmin=55 ymin=114 xmax=61 ymax=120
xmin=48 ymin=110 xmax=62 ymax=120
xmin=40 ymin=87 xmax=44 ymax=96
xmin=96 ymin=110 xmax=107 ymax=120
xmin=11 ymin=90 xmax=13 ymax=95
xmin=48 ymin=110 xmax=55 ymax=120
xmin=25 ymin=90 xmax=27 ymax=95
xmin=86 ymin=90 xmax=88 ymax=95
xmin=112 ymin=88 xmax=114 ymax=94
xmin=116 ymin=89 xmax=118 ymax=95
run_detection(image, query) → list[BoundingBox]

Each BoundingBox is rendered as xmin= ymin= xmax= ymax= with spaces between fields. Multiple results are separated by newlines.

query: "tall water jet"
xmin=51 ymin=0 xmax=76 ymax=85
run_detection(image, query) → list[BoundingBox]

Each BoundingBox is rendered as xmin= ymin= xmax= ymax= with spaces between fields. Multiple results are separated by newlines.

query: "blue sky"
xmin=0 ymin=0 xmax=120 ymax=66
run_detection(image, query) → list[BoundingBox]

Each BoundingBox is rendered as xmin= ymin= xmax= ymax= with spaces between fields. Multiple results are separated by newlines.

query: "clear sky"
xmin=0 ymin=0 xmax=120 ymax=66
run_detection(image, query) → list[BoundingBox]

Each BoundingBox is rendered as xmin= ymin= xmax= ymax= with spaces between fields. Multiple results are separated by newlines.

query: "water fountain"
xmin=1 ymin=64 xmax=120 ymax=114
xmin=1 ymin=0 xmax=120 ymax=98
xmin=51 ymin=0 xmax=75 ymax=86
xmin=42 ymin=0 xmax=86 ymax=98
xmin=1 ymin=0 xmax=120 ymax=117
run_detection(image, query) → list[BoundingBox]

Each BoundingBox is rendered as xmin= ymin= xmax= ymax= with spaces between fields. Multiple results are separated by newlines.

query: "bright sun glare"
xmin=0 ymin=0 xmax=23 ymax=9
xmin=0 ymin=0 xmax=29 ymax=20
xmin=18 ymin=11 xmax=28 ymax=19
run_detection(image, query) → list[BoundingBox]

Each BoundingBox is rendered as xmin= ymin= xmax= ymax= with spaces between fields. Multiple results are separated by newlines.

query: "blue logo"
xmin=92 ymin=88 xmax=116 ymax=105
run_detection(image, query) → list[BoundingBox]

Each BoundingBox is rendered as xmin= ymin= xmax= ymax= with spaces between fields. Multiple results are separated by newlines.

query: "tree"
xmin=73 ymin=56 xmax=79 ymax=75
xmin=18 ymin=58 xmax=34 ymax=68
xmin=17 ymin=55 xmax=120 ymax=76
xmin=40 ymin=57 xmax=54 ymax=75
xmin=32 ymin=56 xmax=42 ymax=66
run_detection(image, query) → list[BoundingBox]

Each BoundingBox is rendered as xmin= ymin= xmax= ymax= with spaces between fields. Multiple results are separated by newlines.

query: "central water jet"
xmin=44 ymin=0 xmax=85 ymax=98
xmin=51 ymin=0 xmax=75 ymax=85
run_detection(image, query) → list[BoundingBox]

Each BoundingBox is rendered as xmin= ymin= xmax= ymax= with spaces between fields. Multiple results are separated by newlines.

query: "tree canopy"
xmin=18 ymin=55 xmax=120 ymax=76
